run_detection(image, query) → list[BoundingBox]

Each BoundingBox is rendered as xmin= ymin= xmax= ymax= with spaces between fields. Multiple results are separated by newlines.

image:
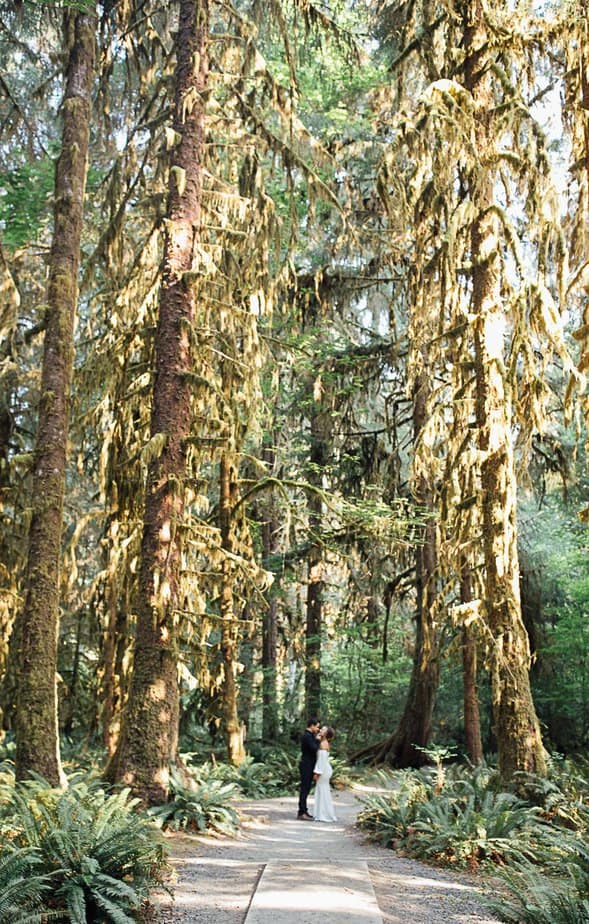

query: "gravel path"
xmin=151 ymin=787 xmax=501 ymax=924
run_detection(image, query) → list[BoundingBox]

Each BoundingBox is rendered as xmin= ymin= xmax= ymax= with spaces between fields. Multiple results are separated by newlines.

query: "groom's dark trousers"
xmin=298 ymin=729 xmax=319 ymax=816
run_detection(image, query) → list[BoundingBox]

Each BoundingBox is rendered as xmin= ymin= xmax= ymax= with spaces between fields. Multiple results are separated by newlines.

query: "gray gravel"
xmin=149 ymin=788 xmax=501 ymax=924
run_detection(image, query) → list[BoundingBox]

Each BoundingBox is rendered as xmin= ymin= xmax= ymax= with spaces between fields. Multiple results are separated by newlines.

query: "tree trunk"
xmin=219 ymin=452 xmax=245 ymax=766
xmin=62 ymin=609 xmax=84 ymax=738
xmin=461 ymin=570 xmax=483 ymax=765
xmin=107 ymin=0 xmax=209 ymax=804
xmin=15 ymin=6 xmax=95 ymax=784
xmin=305 ymin=527 xmax=322 ymax=718
xmin=359 ymin=371 xmax=439 ymax=767
xmin=305 ymin=404 xmax=328 ymax=719
xmin=465 ymin=0 xmax=546 ymax=779
xmin=261 ymin=473 xmax=279 ymax=742
xmin=100 ymin=578 xmax=127 ymax=755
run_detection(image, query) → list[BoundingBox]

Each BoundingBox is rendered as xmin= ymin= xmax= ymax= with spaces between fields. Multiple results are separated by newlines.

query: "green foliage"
xmin=0 ymin=847 xmax=52 ymax=924
xmin=487 ymin=861 xmax=589 ymax=923
xmin=0 ymin=157 xmax=54 ymax=249
xmin=521 ymin=488 xmax=589 ymax=752
xmin=487 ymin=762 xmax=589 ymax=922
xmin=149 ymin=766 xmax=240 ymax=835
xmin=357 ymin=769 xmax=431 ymax=845
xmin=410 ymin=787 xmax=545 ymax=868
xmin=509 ymin=759 xmax=589 ymax=829
xmin=321 ymin=627 xmax=412 ymax=753
xmin=0 ymin=774 xmax=167 ymax=923
xmin=359 ymin=760 xmax=589 ymax=920
xmin=212 ymin=751 xmax=299 ymax=798
xmin=357 ymin=765 xmax=550 ymax=869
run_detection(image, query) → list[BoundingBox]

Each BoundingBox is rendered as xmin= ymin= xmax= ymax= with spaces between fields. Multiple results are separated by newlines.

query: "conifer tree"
xmin=107 ymin=0 xmax=209 ymax=802
xmin=15 ymin=3 xmax=96 ymax=784
xmin=373 ymin=0 xmax=580 ymax=776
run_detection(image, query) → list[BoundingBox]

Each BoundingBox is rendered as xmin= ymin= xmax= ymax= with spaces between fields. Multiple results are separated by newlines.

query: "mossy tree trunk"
xmin=261 ymin=445 xmax=279 ymax=742
xmin=107 ymin=0 xmax=209 ymax=804
xmin=15 ymin=6 xmax=96 ymax=784
xmin=305 ymin=396 xmax=329 ymax=719
xmin=0 ymin=244 xmax=19 ymax=729
xmin=101 ymin=578 xmax=127 ymax=756
xmin=465 ymin=0 xmax=546 ymax=779
xmin=262 ymin=590 xmax=279 ymax=740
xmin=369 ymin=370 xmax=439 ymax=767
xmin=461 ymin=570 xmax=483 ymax=766
xmin=219 ymin=451 xmax=246 ymax=766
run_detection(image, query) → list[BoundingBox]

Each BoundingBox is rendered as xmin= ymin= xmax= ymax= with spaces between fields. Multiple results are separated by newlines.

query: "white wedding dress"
xmin=313 ymin=747 xmax=337 ymax=822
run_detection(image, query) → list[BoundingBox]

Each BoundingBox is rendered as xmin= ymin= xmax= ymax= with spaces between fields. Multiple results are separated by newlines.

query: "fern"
xmin=357 ymin=768 xmax=433 ymax=847
xmin=357 ymin=765 xmax=551 ymax=868
xmin=63 ymin=884 xmax=87 ymax=924
xmin=181 ymin=749 xmax=303 ymax=799
xmin=3 ymin=775 xmax=167 ymax=923
xmin=486 ymin=862 xmax=589 ymax=923
xmin=410 ymin=789 xmax=545 ymax=867
xmin=150 ymin=767 xmax=240 ymax=834
xmin=0 ymin=847 xmax=52 ymax=924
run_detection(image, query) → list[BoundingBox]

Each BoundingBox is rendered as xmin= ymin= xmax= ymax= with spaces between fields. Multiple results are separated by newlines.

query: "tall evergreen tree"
xmin=372 ymin=0 xmax=581 ymax=776
xmin=15 ymin=4 xmax=96 ymax=784
xmin=463 ymin=0 xmax=545 ymax=777
xmin=107 ymin=0 xmax=209 ymax=803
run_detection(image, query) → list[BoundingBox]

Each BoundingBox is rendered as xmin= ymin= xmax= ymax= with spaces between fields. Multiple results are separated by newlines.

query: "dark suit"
xmin=298 ymin=728 xmax=319 ymax=816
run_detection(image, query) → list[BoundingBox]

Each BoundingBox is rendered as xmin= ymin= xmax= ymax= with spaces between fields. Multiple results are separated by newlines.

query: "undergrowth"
xmin=0 ymin=769 xmax=168 ymax=923
xmin=356 ymin=757 xmax=589 ymax=923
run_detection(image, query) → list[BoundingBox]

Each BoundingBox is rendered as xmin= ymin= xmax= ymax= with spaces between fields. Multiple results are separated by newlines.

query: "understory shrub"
xmin=357 ymin=760 xmax=589 ymax=921
xmin=181 ymin=747 xmax=306 ymax=797
xmin=0 ymin=846 xmax=52 ymax=924
xmin=486 ymin=856 xmax=589 ymax=924
xmin=149 ymin=766 xmax=240 ymax=834
xmin=211 ymin=751 xmax=298 ymax=798
xmin=489 ymin=770 xmax=589 ymax=923
xmin=0 ymin=773 xmax=167 ymax=924
xmin=357 ymin=765 xmax=549 ymax=868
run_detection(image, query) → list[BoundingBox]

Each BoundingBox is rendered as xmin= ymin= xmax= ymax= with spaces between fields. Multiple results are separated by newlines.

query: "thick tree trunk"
xmin=465 ymin=0 xmax=546 ymax=779
xmin=462 ymin=625 xmax=483 ymax=764
xmin=15 ymin=7 xmax=95 ymax=784
xmin=219 ymin=452 xmax=245 ymax=766
xmin=107 ymin=0 xmax=209 ymax=804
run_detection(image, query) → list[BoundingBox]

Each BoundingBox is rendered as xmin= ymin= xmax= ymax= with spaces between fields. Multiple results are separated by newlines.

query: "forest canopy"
xmin=0 ymin=0 xmax=588 ymax=807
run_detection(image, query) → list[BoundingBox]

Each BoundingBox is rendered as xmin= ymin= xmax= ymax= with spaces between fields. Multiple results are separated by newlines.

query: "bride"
xmin=313 ymin=726 xmax=337 ymax=822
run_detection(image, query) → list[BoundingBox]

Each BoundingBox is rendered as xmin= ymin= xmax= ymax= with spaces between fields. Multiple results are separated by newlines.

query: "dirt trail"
xmin=152 ymin=787 xmax=501 ymax=924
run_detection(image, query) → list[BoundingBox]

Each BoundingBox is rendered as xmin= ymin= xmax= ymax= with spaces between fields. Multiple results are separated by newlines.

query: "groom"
xmin=297 ymin=716 xmax=321 ymax=820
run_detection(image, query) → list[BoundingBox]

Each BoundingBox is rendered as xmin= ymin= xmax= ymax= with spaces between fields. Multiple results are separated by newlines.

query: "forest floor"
xmin=148 ymin=784 xmax=502 ymax=924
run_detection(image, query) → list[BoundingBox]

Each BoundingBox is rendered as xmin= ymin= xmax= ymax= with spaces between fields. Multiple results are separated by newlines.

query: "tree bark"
xmin=15 ymin=6 xmax=95 ymax=784
xmin=107 ymin=0 xmax=209 ymax=804
xmin=464 ymin=0 xmax=546 ymax=779
xmin=261 ymin=456 xmax=279 ymax=742
xmin=460 ymin=570 xmax=483 ymax=765
xmin=100 ymin=577 xmax=128 ymax=755
xmin=305 ymin=401 xmax=329 ymax=719
xmin=219 ymin=452 xmax=245 ymax=765
xmin=358 ymin=371 xmax=440 ymax=767
xmin=305 ymin=526 xmax=322 ymax=718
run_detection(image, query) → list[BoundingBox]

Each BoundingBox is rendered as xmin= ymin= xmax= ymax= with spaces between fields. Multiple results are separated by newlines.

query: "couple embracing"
xmin=297 ymin=717 xmax=337 ymax=823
